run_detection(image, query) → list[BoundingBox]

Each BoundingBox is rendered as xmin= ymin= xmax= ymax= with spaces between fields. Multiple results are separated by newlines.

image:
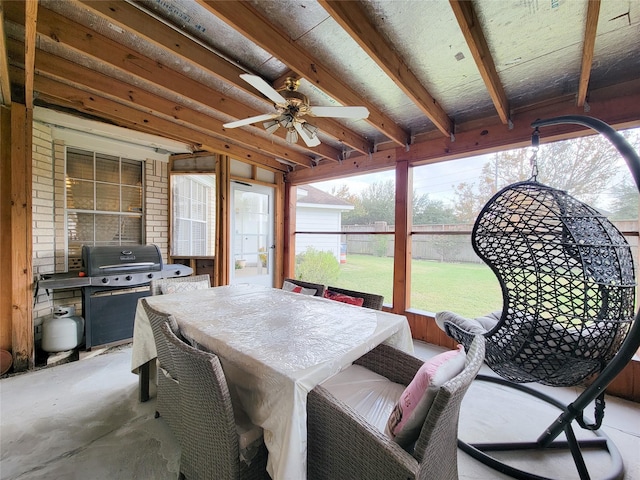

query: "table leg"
xmin=139 ymin=360 xmax=150 ymax=402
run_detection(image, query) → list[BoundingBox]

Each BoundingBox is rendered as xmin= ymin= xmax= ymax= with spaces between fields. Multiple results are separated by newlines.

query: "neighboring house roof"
xmin=297 ymin=185 xmax=354 ymax=210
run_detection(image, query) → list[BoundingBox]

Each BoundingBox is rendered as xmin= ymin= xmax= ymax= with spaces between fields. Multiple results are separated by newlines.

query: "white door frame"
xmin=229 ymin=181 xmax=275 ymax=286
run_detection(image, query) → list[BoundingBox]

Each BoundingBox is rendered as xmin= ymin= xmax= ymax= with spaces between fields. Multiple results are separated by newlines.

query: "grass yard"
xmin=336 ymin=254 xmax=503 ymax=318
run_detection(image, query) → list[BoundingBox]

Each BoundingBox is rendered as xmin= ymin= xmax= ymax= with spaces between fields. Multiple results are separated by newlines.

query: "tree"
xmin=453 ymin=181 xmax=489 ymax=224
xmin=359 ymin=180 xmax=396 ymax=225
xmin=334 ymin=181 xmax=457 ymax=226
xmin=330 ymin=184 xmax=366 ymax=225
xmin=333 ymin=180 xmax=395 ymax=225
xmin=453 ymin=133 xmax=630 ymax=222
xmin=609 ymin=177 xmax=639 ymax=220
xmin=413 ymin=194 xmax=457 ymax=225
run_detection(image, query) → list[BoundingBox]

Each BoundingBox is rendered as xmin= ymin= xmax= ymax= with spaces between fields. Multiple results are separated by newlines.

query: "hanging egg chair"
xmin=437 ymin=116 xmax=640 ymax=480
xmin=446 ymin=179 xmax=635 ymax=387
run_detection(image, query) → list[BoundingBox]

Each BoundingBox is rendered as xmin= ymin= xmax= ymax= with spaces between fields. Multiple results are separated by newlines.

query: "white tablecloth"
xmin=131 ymin=284 xmax=413 ymax=480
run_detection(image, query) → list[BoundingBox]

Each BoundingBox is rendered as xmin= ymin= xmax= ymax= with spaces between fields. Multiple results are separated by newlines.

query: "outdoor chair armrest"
xmin=442 ymin=322 xmax=477 ymax=351
xmin=307 ymin=385 xmax=417 ymax=480
xmin=353 ymin=343 xmax=424 ymax=386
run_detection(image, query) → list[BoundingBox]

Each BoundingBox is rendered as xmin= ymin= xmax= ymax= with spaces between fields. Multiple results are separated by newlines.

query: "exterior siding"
xmin=296 ymin=206 xmax=343 ymax=261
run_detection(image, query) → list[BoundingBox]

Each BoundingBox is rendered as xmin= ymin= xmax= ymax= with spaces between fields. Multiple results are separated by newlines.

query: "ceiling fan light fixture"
xmin=279 ymin=114 xmax=294 ymax=129
xmin=263 ymin=119 xmax=280 ymax=134
xmin=285 ymin=128 xmax=299 ymax=145
xmin=301 ymin=122 xmax=319 ymax=138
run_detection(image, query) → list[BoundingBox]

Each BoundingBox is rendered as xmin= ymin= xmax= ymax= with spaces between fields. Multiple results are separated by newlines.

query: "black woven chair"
xmin=444 ymin=180 xmax=635 ymax=386
xmin=326 ymin=285 xmax=385 ymax=310
xmin=437 ymin=116 xmax=640 ymax=480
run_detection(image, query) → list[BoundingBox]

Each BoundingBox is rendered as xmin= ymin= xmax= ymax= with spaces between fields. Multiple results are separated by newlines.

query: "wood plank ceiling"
xmin=2 ymin=0 xmax=640 ymax=176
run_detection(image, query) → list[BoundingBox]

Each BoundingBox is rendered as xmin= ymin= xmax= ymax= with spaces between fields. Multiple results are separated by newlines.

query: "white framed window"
xmin=171 ymin=174 xmax=215 ymax=256
xmin=65 ymin=147 xmax=144 ymax=267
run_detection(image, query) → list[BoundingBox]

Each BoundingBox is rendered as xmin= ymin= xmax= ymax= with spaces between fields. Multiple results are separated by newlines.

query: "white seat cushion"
xmin=231 ymin=397 xmax=264 ymax=464
xmin=435 ymin=310 xmax=500 ymax=334
xmin=320 ymin=364 xmax=405 ymax=434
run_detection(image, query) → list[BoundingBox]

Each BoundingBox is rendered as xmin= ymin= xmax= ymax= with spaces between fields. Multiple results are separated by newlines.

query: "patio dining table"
xmin=131 ymin=283 xmax=414 ymax=480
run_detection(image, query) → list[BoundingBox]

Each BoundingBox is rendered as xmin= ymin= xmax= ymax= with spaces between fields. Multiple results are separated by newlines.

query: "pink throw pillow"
xmin=323 ymin=290 xmax=365 ymax=307
xmin=386 ymin=344 xmax=466 ymax=447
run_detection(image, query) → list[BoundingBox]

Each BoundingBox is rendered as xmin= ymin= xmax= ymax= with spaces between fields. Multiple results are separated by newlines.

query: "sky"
xmin=311 ymin=152 xmax=493 ymax=207
xmin=311 ymin=126 xmax=640 ymax=211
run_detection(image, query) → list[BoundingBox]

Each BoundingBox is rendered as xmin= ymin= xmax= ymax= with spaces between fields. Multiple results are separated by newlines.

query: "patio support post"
xmin=392 ymin=159 xmax=411 ymax=313
xmin=6 ymin=103 xmax=34 ymax=371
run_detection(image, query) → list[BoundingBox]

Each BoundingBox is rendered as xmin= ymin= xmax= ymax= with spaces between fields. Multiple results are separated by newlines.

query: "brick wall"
xmin=145 ymin=159 xmax=169 ymax=261
xmin=32 ymin=147 xmax=170 ymax=338
xmin=31 ymin=123 xmax=70 ymax=339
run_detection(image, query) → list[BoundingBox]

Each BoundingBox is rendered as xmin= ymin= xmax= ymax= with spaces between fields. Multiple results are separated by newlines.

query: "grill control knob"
xmin=175 ymin=270 xmax=181 ymax=276
xmin=101 ymin=278 xmax=109 ymax=284
xmin=126 ymin=275 xmax=132 ymax=281
xmin=147 ymin=273 xmax=153 ymax=279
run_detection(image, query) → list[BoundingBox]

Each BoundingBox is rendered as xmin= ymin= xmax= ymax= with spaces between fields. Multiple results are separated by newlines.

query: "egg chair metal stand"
xmin=443 ymin=116 xmax=640 ymax=480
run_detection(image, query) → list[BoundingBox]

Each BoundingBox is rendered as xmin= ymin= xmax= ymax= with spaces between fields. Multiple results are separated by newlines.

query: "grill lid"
xmin=82 ymin=245 xmax=163 ymax=276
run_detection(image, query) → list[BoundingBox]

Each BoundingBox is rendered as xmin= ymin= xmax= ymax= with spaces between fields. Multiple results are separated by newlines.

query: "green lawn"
xmin=335 ymin=254 xmax=503 ymax=318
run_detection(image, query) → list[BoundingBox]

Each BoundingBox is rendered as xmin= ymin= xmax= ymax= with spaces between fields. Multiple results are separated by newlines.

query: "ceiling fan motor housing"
xmin=281 ymin=90 xmax=309 ymax=114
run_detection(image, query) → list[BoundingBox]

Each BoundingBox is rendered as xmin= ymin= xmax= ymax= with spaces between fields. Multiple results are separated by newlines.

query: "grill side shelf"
xmin=38 ymin=273 xmax=91 ymax=290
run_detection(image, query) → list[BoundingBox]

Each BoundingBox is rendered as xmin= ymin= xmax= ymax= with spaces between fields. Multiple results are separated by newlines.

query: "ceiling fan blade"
xmin=294 ymin=121 xmax=321 ymax=147
xmin=223 ymin=113 xmax=278 ymax=129
xmin=240 ymin=74 xmax=287 ymax=105
xmin=308 ymin=105 xmax=370 ymax=119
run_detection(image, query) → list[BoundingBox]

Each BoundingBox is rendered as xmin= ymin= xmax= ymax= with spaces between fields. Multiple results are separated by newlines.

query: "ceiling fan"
xmin=223 ymin=74 xmax=370 ymax=147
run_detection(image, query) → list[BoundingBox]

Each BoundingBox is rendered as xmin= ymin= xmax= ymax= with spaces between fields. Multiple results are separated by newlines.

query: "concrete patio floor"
xmin=1 ymin=340 xmax=638 ymax=480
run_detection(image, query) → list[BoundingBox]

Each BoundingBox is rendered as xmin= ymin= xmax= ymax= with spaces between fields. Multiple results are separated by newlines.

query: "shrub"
xmin=295 ymin=247 xmax=340 ymax=285
xmin=372 ymin=235 xmax=389 ymax=257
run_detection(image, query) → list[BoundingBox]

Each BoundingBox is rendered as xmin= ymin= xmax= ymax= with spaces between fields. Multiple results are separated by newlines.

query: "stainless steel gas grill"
xmin=39 ymin=245 xmax=193 ymax=349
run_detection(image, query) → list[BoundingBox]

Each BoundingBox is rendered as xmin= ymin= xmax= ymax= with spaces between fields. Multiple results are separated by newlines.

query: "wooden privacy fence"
xmin=343 ymin=220 xmax=638 ymax=265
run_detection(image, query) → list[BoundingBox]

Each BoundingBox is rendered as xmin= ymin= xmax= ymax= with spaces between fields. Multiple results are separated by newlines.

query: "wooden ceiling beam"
xmin=23 ymin=0 xmax=37 ymax=109
xmin=7 ymin=38 xmax=313 ymax=168
xmin=0 ymin=2 xmax=11 ymax=105
xmin=197 ymin=0 xmax=410 ymax=148
xmin=287 ymin=149 xmax=398 ymax=186
xmin=77 ymin=0 xmax=368 ymax=157
xmin=319 ymin=0 xmax=453 ymax=138
xmin=2 ymin=3 xmax=326 ymax=165
xmin=38 ymin=88 xmax=290 ymax=174
xmin=577 ymin=0 xmax=601 ymax=108
xmin=289 ymin=81 xmax=640 ymax=185
xmin=449 ymin=0 xmax=510 ymax=126
xmin=11 ymin=66 xmax=291 ymax=172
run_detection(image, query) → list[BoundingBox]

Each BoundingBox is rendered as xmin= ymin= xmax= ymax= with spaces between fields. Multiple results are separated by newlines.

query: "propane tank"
xmin=42 ymin=306 xmax=85 ymax=353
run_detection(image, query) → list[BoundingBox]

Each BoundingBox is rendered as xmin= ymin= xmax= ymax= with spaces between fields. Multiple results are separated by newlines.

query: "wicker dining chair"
xmin=325 ymin=285 xmax=385 ymax=310
xmin=282 ymin=278 xmax=326 ymax=296
xmin=159 ymin=322 xmax=270 ymax=480
xmin=140 ymin=299 xmax=182 ymax=438
xmin=307 ymin=336 xmax=485 ymax=480
xmin=149 ymin=273 xmax=211 ymax=296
